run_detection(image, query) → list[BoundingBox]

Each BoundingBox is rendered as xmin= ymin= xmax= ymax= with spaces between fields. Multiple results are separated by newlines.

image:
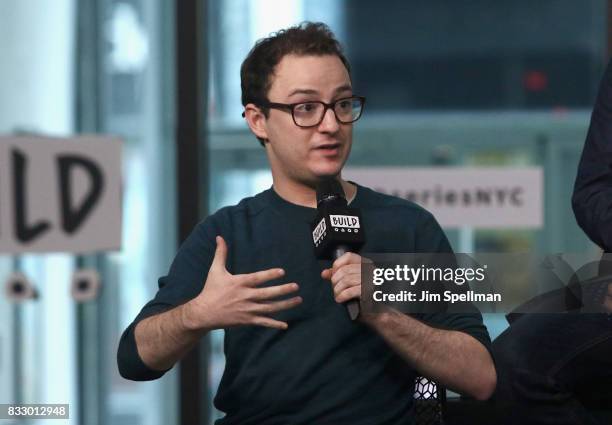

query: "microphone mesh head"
xmin=316 ymin=179 xmax=347 ymax=206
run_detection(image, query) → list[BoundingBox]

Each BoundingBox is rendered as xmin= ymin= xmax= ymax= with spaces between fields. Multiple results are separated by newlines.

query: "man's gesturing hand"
xmin=182 ymin=236 xmax=302 ymax=331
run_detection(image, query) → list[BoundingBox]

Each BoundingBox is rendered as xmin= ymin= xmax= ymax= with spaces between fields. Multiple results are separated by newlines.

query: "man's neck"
xmin=272 ymin=177 xmax=356 ymax=208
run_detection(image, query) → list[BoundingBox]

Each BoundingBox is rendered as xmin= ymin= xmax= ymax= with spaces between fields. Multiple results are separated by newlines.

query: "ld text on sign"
xmin=0 ymin=136 xmax=122 ymax=254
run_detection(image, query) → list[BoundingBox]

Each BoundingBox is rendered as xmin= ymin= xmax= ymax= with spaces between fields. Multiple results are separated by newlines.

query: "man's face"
xmin=260 ymin=54 xmax=354 ymax=186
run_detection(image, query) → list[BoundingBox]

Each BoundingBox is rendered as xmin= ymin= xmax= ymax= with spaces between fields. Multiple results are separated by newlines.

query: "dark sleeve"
xmin=117 ymin=217 xmax=218 ymax=381
xmin=414 ymin=208 xmax=453 ymax=254
xmin=572 ymin=59 xmax=612 ymax=252
xmin=415 ymin=209 xmax=493 ymax=357
xmin=421 ymin=312 xmax=493 ymax=360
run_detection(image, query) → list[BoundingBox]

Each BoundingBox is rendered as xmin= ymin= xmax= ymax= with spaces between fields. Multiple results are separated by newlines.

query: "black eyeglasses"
xmin=243 ymin=95 xmax=366 ymax=128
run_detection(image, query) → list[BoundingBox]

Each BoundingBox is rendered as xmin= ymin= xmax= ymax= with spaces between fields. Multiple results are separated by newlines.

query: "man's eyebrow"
xmin=287 ymin=88 xmax=319 ymax=98
xmin=333 ymin=85 xmax=353 ymax=95
xmin=287 ymin=85 xmax=353 ymax=98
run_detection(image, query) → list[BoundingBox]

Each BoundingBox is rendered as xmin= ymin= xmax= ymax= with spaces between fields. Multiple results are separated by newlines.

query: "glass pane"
xmin=0 ymin=1 xmax=78 ymax=424
xmin=347 ymin=0 xmax=606 ymax=111
xmin=100 ymin=0 xmax=178 ymax=424
xmin=208 ymin=0 xmax=345 ymax=127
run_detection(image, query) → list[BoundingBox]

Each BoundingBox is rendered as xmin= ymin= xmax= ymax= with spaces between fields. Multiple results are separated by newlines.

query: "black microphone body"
xmin=311 ymin=179 xmax=365 ymax=320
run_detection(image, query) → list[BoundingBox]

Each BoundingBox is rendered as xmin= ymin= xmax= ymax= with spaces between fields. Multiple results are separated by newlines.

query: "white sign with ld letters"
xmin=0 ymin=136 xmax=123 ymax=254
xmin=344 ymin=167 xmax=543 ymax=229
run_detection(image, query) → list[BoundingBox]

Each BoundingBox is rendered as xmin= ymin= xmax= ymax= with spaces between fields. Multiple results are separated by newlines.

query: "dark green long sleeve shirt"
xmin=117 ymin=184 xmax=492 ymax=424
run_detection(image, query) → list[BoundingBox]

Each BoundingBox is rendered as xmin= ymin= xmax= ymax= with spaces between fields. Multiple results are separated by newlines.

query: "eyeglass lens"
xmin=293 ymin=97 xmax=363 ymax=127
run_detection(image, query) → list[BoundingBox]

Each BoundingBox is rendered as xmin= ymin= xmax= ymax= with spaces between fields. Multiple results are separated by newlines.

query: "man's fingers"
xmin=238 ymin=268 xmax=285 ymax=287
xmin=332 ymin=252 xmax=361 ymax=271
xmin=332 ymin=277 xmax=360 ymax=298
xmin=252 ymin=282 xmax=299 ymax=300
xmin=253 ymin=296 xmax=302 ymax=314
xmin=336 ymin=285 xmax=361 ymax=303
xmin=210 ymin=236 xmax=228 ymax=271
xmin=321 ymin=268 xmax=332 ymax=280
xmin=331 ymin=264 xmax=361 ymax=286
xmin=251 ymin=316 xmax=289 ymax=330
xmin=333 ymin=280 xmax=347 ymax=298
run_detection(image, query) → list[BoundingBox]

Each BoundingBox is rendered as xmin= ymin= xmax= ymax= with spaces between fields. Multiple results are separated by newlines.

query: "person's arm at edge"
xmin=132 ymin=301 xmax=211 ymax=373
xmin=117 ymin=218 xmax=218 ymax=381
xmin=118 ymin=234 xmax=300 ymax=381
xmin=325 ymin=207 xmax=496 ymax=399
xmin=572 ymin=59 xmax=612 ymax=252
xmin=116 ymin=302 xmax=207 ymax=381
xmin=378 ymin=208 xmax=497 ymax=400
xmin=326 ymin=253 xmax=497 ymax=400
xmin=363 ymin=310 xmax=496 ymax=401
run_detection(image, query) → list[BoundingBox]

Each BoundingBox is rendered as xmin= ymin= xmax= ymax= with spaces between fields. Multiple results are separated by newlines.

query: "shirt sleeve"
xmin=572 ymin=59 xmax=612 ymax=252
xmin=421 ymin=312 xmax=493 ymax=361
xmin=414 ymin=208 xmax=453 ymax=254
xmin=414 ymin=209 xmax=494 ymax=358
xmin=117 ymin=217 xmax=218 ymax=381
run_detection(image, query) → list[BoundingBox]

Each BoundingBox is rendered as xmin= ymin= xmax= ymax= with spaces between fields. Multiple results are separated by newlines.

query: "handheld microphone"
xmin=311 ymin=179 xmax=365 ymax=320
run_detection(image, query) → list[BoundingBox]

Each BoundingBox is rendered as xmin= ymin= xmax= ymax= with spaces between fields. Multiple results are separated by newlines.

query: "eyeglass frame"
xmin=242 ymin=95 xmax=366 ymax=128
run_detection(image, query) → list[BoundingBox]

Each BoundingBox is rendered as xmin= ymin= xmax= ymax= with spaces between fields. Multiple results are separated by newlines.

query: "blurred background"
xmin=0 ymin=0 xmax=609 ymax=424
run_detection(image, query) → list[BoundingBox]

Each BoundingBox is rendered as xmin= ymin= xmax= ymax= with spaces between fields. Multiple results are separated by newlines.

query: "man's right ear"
xmin=243 ymin=104 xmax=269 ymax=141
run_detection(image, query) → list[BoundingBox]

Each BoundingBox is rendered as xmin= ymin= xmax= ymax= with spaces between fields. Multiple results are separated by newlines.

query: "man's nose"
xmin=318 ymin=107 xmax=340 ymax=132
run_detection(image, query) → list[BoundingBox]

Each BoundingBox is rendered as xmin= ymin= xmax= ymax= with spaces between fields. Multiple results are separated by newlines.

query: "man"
xmin=117 ymin=22 xmax=496 ymax=424
xmin=574 ymin=57 xmax=612 ymax=316
xmin=492 ymin=59 xmax=612 ymax=425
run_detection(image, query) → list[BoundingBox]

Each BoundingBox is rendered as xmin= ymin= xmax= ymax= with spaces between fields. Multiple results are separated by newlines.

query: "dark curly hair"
xmin=240 ymin=22 xmax=351 ymax=146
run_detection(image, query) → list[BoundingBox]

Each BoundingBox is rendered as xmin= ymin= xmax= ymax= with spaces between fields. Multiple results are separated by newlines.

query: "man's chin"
xmin=299 ymin=171 xmax=342 ymax=190
xmin=312 ymin=169 xmax=342 ymax=182
xmin=311 ymin=160 xmax=346 ymax=177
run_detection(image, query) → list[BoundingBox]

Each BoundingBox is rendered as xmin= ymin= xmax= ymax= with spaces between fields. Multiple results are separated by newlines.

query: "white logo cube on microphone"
xmin=330 ymin=215 xmax=360 ymax=229
xmin=312 ymin=218 xmax=327 ymax=245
